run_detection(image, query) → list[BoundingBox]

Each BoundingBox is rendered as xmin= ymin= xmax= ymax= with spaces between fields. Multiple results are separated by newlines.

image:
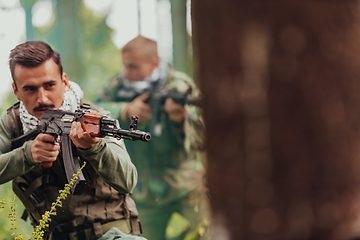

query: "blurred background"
xmin=0 ymin=0 xmax=194 ymax=238
xmin=4 ymin=1 xmax=358 ymax=240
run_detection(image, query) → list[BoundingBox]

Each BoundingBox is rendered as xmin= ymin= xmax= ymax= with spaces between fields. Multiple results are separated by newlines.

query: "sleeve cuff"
xmin=77 ymin=138 xmax=106 ymax=156
xmin=23 ymin=141 xmax=38 ymax=166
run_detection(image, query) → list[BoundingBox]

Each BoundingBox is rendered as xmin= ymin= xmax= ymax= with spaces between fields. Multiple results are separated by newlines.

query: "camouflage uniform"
xmin=96 ymin=67 xmax=208 ymax=240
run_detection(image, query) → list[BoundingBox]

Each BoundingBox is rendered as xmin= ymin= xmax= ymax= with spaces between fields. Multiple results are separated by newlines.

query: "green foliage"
xmin=0 ymin=156 xmax=91 ymax=240
xmin=0 ymin=183 xmax=33 ymax=240
xmin=31 ymin=161 xmax=87 ymax=240
xmin=166 ymin=214 xmax=210 ymax=240
xmin=0 ymin=92 xmax=18 ymax=116
xmin=9 ymin=195 xmax=24 ymax=240
xmin=166 ymin=212 xmax=191 ymax=239
xmin=0 ymin=162 xmax=87 ymax=240
xmin=0 ymin=199 xmax=5 ymax=208
xmin=184 ymin=218 xmax=210 ymax=240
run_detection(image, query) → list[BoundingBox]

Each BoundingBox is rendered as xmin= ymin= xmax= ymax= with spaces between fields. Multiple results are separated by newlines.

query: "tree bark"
xmin=192 ymin=1 xmax=360 ymax=240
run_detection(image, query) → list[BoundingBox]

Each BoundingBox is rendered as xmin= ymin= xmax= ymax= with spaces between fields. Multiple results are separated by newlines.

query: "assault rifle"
xmin=115 ymin=81 xmax=202 ymax=136
xmin=12 ymin=109 xmax=151 ymax=195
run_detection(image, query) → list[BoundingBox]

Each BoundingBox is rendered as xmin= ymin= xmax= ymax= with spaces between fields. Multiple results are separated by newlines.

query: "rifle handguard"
xmin=79 ymin=112 xmax=151 ymax=141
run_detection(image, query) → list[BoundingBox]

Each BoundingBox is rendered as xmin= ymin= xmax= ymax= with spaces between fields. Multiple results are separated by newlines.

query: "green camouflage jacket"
xmin=96 ymin=67 xmax=205 ymax=206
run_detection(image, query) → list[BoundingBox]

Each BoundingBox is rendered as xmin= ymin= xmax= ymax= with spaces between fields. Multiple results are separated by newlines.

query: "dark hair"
xmin=9 ymin=41 xmax=63 ymax=87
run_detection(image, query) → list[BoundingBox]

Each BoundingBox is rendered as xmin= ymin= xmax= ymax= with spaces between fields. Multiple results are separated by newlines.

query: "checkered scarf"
xmin=121 ymin=60 xmax=169 ymax=92
xmin=19 ymin=81 xmax=84 ymax=133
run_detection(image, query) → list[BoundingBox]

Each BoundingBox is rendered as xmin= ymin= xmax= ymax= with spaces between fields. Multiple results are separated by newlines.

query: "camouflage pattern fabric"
xmin=96 ymin=67 xmax=205 ymax=206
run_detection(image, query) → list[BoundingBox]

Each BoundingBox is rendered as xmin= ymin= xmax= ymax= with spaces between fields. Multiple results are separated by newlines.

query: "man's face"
xmin=122 ymin=50 xmax=159 ymax=82
xmin=12 ymin=59 xmax=69 ymax=120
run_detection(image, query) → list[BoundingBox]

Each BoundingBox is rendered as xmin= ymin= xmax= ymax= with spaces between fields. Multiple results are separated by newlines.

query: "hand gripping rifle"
xmin=11 ymin=109 xmax=151 ymax=195
xmin=114 ymin=81 xmax=202 ymax=135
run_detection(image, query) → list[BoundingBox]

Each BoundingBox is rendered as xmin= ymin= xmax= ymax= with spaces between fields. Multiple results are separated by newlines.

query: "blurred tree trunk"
xmin=51 ymin=0 xmax=82 ymax=84
xmin=170 ymin=0 xmax=192 ymax=77
xmin=192 ymin=1 xmax=360 ymax=240
xmin=46 ymin=0 xmax=82 ymax=85
xmin=20 ymin=0 xmax=37 ymax=41
xmin=20 ymin=0 xmax=83 ymax=84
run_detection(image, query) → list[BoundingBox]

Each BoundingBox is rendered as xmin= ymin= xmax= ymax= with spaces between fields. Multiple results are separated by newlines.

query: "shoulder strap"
xmin=6 ymin=101 xmax=23 ymax=139
xmin=125 ymin=194 xmax=142 ymax=235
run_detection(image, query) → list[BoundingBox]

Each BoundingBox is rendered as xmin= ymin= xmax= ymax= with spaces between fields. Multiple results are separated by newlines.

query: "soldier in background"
xmin=96 ymin=35 xmax=209 ymax=240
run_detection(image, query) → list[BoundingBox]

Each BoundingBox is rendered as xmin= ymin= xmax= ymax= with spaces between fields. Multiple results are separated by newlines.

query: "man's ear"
xmin=12 ymin=82 xmax=20 ymax=101
xmin=62 ymin=73 xmax=70 ymax=91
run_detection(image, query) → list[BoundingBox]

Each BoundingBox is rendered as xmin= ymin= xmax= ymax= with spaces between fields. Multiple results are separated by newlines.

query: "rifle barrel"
xmin=186 ymin=96 xmax=202 ymax=107
xmin=116 ymin=129 xmax=151 ymax=142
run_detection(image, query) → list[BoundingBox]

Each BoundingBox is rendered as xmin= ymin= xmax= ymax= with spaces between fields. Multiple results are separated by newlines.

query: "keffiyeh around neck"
xmin=121 ymin=60 xmax=169 ymax=92
xmin=19 ymin=81 xmax=84 ymax=134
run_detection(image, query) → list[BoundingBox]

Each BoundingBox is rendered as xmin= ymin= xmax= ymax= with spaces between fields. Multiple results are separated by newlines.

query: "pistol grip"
xmin=42 ymin=133 xmax=58 ymax=168
xmin=42 ymin=162 xmax=53 ymax=168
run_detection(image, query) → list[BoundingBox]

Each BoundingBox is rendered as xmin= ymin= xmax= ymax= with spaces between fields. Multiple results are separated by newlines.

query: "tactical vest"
xmin=7 ymin=101 xmax=141 ymax=239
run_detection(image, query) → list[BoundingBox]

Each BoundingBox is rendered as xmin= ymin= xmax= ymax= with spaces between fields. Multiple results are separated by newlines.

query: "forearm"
xmin=0 ymin=141 xmax=37 ymax=184
xmin=78 ymin=137 xmax=137 ymax=193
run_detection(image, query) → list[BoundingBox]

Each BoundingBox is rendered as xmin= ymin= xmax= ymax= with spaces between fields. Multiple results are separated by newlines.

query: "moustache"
xmin=33 ymin=104 xmax=55 ymax=112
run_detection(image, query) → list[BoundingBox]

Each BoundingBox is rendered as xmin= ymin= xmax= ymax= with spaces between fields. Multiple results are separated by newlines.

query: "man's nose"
xmin=37 ymin=88 xmax=49 ymax=104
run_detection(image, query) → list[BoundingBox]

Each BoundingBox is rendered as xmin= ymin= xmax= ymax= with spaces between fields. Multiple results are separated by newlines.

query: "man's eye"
xmin=128 ymin=65 xmax=138 ymax=70
xmin=45 ymin=83 xmax=55 ymax=89
xmin=24 ymin=87 xmax=35 ymax=92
